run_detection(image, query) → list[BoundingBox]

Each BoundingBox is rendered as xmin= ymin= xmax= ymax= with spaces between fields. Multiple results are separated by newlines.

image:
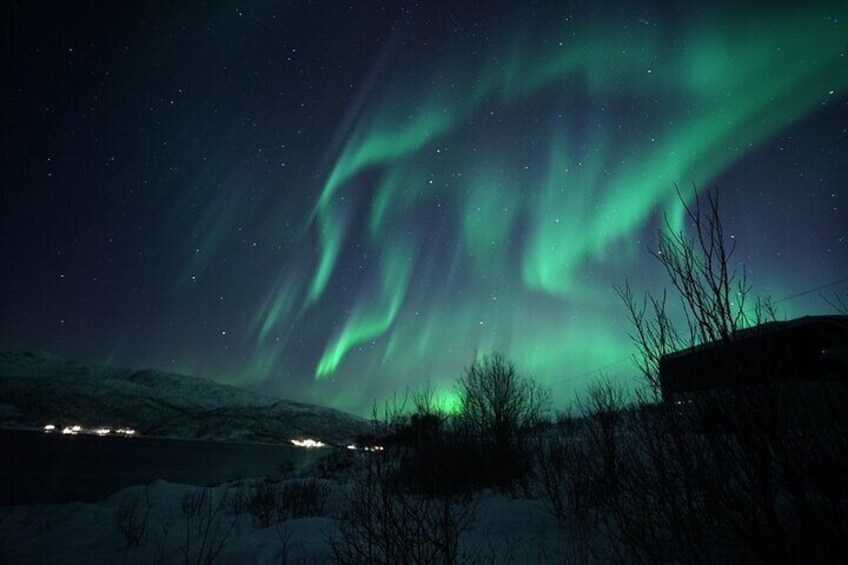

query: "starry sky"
xmin=2 ymin=0 xmax=847 ymax=416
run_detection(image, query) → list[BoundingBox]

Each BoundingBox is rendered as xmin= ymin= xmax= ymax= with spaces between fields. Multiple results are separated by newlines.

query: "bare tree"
xmin=654 ymin=186 xmax=750 ymax=343
xmin=116 ymin=485 xmax=152 ymax=549
xmin=617 ymin=185 xmax=776 ymax=396
xmin=608 ymin=185 xmax=847 ymax=563
xmin=180 ymin=487 xmax=236 ymax=565
xmin=821 ymin=291 xmax=848 ymax=315
xmin=457 ymin=352 xmax=549 ymax=469
xmin=329 ymin=435 xmax=477 ymax=565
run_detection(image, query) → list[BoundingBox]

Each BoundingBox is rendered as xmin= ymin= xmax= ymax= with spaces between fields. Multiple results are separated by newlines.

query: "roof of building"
xmin=661 ymin=315 xmax=848 ymax=363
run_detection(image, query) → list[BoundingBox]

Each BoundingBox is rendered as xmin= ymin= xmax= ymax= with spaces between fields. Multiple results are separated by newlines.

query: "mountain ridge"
xmin=0 ymin=350 xmax=367 ymax=444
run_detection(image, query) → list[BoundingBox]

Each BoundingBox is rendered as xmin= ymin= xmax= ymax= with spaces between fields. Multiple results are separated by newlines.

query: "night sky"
xmin=2 ymin=1 xmax=847 ymax=416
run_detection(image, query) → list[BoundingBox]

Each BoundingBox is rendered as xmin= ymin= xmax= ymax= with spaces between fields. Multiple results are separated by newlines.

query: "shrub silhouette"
xmin=599 ymin=186 xmax=848 ymax=562
xmin=379 ymin=355 xmax=549 ymax=494
xmin=454 ymin=352 xmax=550 ymax=490
xmin=329 ymin=439 xmax=477 ymax=565
xmin=532 ymin=187 xmax=847 ymax=562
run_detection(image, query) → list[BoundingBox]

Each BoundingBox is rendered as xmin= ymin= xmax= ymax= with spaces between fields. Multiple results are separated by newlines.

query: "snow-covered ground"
xmin=1 ymin=479 xmax=334 ymax=564
xmin=0 ymin=353 xmax=592 ymax=562
xmin=0 ymin=455 xmax=581 ymax=564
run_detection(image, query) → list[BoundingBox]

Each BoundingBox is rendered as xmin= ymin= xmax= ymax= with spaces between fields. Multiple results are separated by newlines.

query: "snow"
xmin=0 ymin=470 xmax=587 ymax=564
xmin=0 ymin=352 xmax=602 ymax=562
xmin=0 ymin=351 xmax=368 ymax=444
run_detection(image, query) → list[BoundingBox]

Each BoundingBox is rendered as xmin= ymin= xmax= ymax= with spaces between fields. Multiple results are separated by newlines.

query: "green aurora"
xmin=7 ymin=1 xmax=843 ymax=418
xmin=238 ymin=3 xmax=848 ymax=414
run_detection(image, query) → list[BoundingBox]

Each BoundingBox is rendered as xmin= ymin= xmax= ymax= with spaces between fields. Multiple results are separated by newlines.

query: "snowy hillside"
xmin=0 ymin=351 xmax=367 ymax=444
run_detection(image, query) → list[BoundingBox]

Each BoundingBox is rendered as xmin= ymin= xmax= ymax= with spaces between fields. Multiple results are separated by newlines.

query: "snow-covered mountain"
xmin=0 ymin=351 xmax=367 ymax=444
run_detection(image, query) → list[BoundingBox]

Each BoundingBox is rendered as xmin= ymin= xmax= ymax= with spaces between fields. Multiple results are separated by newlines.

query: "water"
xmin=0 ymin=429 xmax=329 ymax=504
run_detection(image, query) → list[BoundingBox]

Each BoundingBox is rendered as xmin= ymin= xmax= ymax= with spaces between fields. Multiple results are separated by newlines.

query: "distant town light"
xmin=290 ymin=438 xmax=325 ymax=448
xmin=95 ymin=428 xmax=111 ymax=436
xmin=43 ymin=424 xmax=55 ymax=432
xmin=62 ymin=426 xmax=77 ymax=435
xmin=346 ymin=444 xmax=357 ymax=450
xmin=71 ymin=425 xmax=81 ymax=432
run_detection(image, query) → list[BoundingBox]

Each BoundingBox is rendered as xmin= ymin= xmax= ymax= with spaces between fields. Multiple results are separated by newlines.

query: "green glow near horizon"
xmin=430 ymin=388 xmax=462 ymax=415
xmin=243 ymin=2 xmax=847 ymax=416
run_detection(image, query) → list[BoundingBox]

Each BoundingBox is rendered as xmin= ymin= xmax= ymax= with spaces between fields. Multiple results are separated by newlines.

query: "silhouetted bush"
xmin=454 ymin=353 xmax=550 ymax=490
xmin=532 ymin=187 xmax=848 ymax=562
xmin=245 ymin=480 xmax=277 ymax=528
xmin=180 ymin=487 xmax=235 ymax=565
xmin=329 ymin=436 xmax=477 ymax=565
xmin=115 ymin=485 xmax=152 ymax=548
xmin=279 ymin=478 xmax=330 ymax=519
xmin=377 ymin=359 xmax=550 ymax=495
xmin=367 ymin=389 xmax=475 ymax=495
xmin=536 ymin=413 xmax=596 ymax=561
xmin=244 ymin=478 xmax=330 ymax=527
xmin=599 ymin=186 xmax=848 ymax=562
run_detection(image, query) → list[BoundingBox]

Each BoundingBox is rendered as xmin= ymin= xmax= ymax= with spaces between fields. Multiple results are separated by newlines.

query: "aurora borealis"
xmin=2 ymin=1 xmax=847 ymax=416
